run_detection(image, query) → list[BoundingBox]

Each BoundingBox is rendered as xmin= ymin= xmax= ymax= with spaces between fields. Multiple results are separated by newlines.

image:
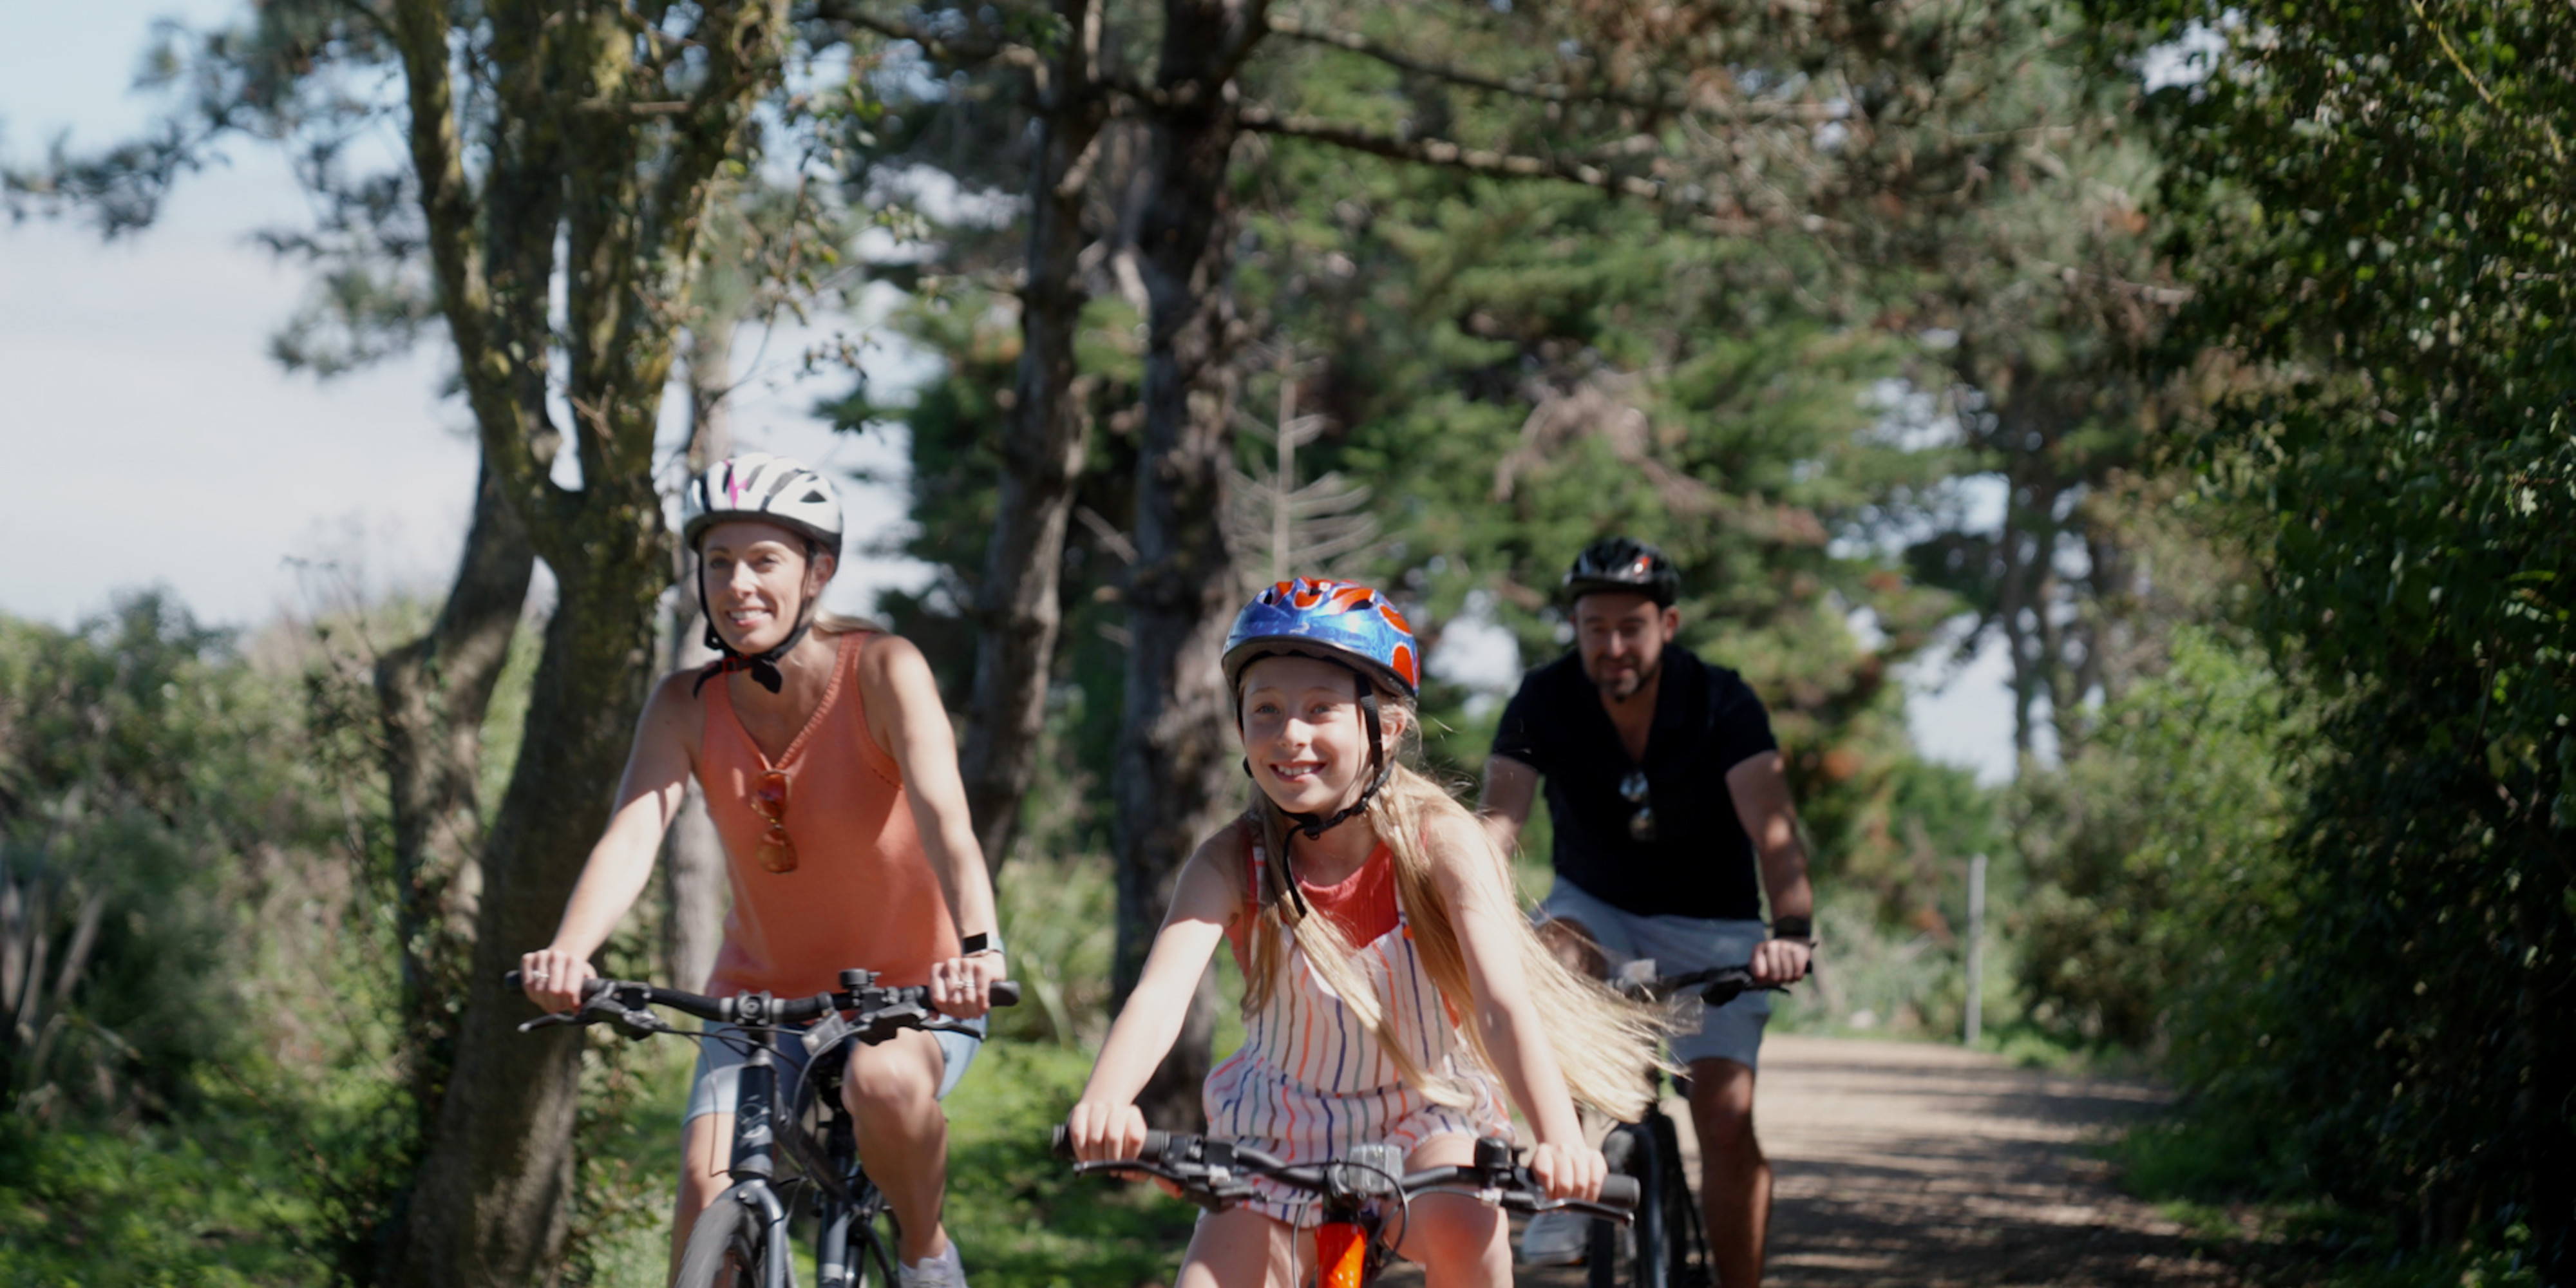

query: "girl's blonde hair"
xmin=1229 ymin=686 xmax=1672 ymax=1122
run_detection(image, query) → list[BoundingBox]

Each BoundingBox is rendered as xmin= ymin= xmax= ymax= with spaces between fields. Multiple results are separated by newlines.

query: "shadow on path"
xmin=1382 ymin=1034 xmax=2236 ymax=1288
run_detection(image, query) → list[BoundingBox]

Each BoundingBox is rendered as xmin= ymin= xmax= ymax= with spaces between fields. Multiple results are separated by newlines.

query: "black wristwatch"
xmin=1770 ymin=916 xmax=1814 ymax=943
xmin=960 ymin=932 xmax=1005 ymax=956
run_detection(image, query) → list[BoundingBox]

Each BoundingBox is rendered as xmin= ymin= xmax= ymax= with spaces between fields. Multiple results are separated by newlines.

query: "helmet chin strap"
xmin=692 ymin=559 xmax=817 ymax=697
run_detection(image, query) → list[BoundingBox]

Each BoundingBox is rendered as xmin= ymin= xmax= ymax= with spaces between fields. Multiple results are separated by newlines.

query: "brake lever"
xmin=516 ymin=1010 xmax=583 ymax=1034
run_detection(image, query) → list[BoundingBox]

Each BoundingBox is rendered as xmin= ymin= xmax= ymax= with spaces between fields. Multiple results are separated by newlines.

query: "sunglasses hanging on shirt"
xmin=1619 ymin=770 xmax=1657 ymax=842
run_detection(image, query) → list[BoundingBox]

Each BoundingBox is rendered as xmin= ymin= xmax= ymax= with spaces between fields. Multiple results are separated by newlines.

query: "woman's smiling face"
xmin=699 ymin=519 xmax=835 ymax=654
xmin=1238 ymin=654 xmax=1396 ymax=816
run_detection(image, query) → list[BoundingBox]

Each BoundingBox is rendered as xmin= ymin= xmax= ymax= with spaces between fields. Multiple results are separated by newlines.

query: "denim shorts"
xmin=1534 ymin=878 xmax=1772 ymax=1070
xmin=683 ymin=1017 xmax=986 ymax=1123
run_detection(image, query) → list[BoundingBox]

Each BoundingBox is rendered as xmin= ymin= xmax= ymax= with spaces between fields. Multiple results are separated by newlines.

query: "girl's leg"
xmin=1178 ymin=1207 xmax=1304 ymax=1288
xmin=1390 ymin=1136 xmax=1510 ymax=1288
xmin=672 ymin=1109 xmax=734 ymax=1277
xmin=842 ymin=1028 xmax=953 ymax=1264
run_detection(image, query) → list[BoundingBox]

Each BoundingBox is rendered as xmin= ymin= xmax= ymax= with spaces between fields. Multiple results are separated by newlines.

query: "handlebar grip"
xmin=989 ymin=980 xmax=1021 ymax=1009
xmin=503 ymin=970 xmax=607 ymax=999
xmin=1596 ymin=1174 xmax=1640 ymax=1209
xmin=1050 ymin=1122 xmax=1168 ymax=1162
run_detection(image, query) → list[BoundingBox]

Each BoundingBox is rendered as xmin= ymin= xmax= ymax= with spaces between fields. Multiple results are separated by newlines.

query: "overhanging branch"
xmin=1235 ymin=105 xmax=1762 ymax=233
xmin=804 ymin=0 xmax=1042 ymax=71
xmin=1264 ymin=16 xmax=1837 ymax=125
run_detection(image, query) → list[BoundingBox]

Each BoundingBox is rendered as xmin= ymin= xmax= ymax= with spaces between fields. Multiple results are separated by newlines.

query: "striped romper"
xmin=1204 ymin=828 xmax=1513 ymax=1227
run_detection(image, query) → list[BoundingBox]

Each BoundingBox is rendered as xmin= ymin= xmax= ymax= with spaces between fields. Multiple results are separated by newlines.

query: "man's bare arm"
xmin=1479 ymin=753 xmax=1540 ymax=857
xmin=1724 ymin=750 xmax=1815 ymax=982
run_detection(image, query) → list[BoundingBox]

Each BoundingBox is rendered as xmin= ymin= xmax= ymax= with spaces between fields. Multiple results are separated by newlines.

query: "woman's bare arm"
xmin=521 ymin=672 xmax=699 ymax=1010
xmin=860 ymin=632 xmax=1005 ymax=1016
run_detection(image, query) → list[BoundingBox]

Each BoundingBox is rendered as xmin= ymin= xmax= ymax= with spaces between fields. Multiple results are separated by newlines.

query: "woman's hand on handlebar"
xmin=1526 ymin=1139 xmax=1607 ymax=1203
xmin=930 ymin=949 xmax=1006 ymax=1019
xmin=518 ymin=947 xmax=596 ymax=1014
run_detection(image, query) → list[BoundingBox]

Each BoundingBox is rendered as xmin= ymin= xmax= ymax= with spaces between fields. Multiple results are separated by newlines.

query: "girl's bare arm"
xmin=1066 ymin=837 xmax=1236 ymax=1160
xmin=1428 ymin=812 xmax=1606 ymax=1200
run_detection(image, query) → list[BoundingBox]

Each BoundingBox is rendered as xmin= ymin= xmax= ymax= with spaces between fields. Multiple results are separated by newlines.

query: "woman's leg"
xmin=1390 ymin=1135 xmax=1510 ymax=1288
xmin=1177 ymin=1207 xmax=1303 ymax=1288
xmin=842 ymin=1028 xmax=952 ymax=1264
xmin=672 ymin=1109 xmax=734 ymax=1277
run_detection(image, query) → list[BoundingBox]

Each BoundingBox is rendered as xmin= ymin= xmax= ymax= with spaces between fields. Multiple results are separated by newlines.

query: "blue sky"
xmin=0 ymin=4 xmax=2023 ymax=782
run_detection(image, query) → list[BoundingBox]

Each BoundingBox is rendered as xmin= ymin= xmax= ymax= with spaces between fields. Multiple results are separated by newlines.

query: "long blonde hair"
xmin=1230 ymin=690 xmax=1672 ymax=1122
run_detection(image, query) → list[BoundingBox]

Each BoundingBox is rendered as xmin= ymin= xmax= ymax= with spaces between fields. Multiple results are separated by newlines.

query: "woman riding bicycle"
xmin=1065 ymin=578 xmax=1668 ymax=1287
xmin=518 ymin=454 xmax=1003 ymax=1288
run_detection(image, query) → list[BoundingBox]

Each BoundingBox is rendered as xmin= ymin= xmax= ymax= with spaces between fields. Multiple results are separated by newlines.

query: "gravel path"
xmin=1378 ymin=1034 xmax=2237 ymax=1287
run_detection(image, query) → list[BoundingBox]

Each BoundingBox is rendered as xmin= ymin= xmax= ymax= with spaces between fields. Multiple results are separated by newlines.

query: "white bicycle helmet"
xmin=683 ymin=454 xmax=845 ymax=696
xmin=682 ymin=453 xmax=844 ymax=553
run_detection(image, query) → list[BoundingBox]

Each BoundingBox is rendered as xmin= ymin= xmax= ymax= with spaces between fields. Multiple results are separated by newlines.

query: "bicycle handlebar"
xmin=503 ymin=969 xmax=1019 ymax=1035
xmin=1617 ymin=963 xmax=1794 ymax=1006
xmin=1046 ymin=1126 xmax=1638 ymax=1219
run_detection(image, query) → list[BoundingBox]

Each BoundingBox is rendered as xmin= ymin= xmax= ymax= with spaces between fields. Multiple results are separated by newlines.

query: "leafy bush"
xmin=2014 ymin=629 xmax=2302 ymax=1049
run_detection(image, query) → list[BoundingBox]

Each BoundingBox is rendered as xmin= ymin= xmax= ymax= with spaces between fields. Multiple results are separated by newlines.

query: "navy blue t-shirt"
xmin=1490 ymin=645 xmax=1779 ymax=921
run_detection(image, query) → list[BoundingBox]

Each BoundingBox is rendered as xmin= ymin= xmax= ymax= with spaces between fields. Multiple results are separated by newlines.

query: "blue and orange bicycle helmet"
xmin=1222 ymin=578 xmax=1421 ymax=841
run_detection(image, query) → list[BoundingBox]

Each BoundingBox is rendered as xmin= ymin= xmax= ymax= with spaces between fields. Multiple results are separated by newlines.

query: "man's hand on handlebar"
xmin=1525 ymin=1139 xmax=1607 ymax=1203
xmin=1749 ymin=935 xmax=1812 ymax=987
xmin=520 ymin=946 xmax=597 ymax=1014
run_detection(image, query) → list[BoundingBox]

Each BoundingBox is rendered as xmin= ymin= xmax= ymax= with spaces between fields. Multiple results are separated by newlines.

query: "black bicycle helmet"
xmin=1563 ymin=536 xmax=1680 ymax=607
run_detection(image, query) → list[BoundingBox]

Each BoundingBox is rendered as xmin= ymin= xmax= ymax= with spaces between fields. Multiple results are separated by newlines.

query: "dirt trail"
xmin=1754 ymin=1035 xmax=2233 ymax=1287
xmin=1383 ymin=1034 xmax=2237 ymax=1287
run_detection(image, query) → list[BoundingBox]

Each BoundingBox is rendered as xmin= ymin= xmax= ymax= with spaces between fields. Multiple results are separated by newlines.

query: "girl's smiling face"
xmin=1238 ymin=654 xmax=1399 ymax=817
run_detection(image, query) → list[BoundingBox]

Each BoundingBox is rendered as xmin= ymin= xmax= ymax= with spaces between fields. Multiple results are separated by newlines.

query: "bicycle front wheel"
xmin=676 ymin=1191 xmax=767 ymax=1288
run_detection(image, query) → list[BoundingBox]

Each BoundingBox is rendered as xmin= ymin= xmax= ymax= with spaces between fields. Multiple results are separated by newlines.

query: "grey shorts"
xmin=683 ymin=1018 xmax=986 ymax=1123
xmin=1535 ymin=878 xmax=1772 ymax=1070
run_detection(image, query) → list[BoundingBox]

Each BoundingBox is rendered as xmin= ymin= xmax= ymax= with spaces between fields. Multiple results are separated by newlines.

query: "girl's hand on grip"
xmin=1527 ymin=1139 xmax=1606 ymax=1202
xmin=1065 ymin=1100 xmax=1148 ymax=1164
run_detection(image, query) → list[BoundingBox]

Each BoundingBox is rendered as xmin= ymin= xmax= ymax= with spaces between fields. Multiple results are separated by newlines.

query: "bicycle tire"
xmin=1589 ymin=1124 xmax=1663 ymax=1288
xmin=676 ymin=1191 xmax=766 ymax=1288
xmin=1649 ymin=1113 xmax=1709 ymax=1288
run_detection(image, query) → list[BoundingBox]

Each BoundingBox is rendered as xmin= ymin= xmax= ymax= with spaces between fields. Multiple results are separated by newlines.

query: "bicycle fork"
xmin=719 ymin=1044 xmax=799 ymax=1288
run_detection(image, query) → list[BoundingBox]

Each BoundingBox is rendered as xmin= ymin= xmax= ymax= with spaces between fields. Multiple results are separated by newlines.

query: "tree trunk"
xmin=958 ymin=0 xmax=1108 ymax=871
xmin=380 ymin=0 xmax=789 ymax=1277
xmin=1111 ymin=0 xmax=1267 ymax=1130
xmin=663 ymin=323 xmax=735 ymax=993
xmin=373 ymin=457 xmax=535 ymax=1135
xmin=390 ymin=546 xmax=670 ymax=1287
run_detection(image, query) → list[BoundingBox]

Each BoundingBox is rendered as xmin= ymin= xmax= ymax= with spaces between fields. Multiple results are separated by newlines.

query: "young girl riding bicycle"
xmin=1066 ymin=578 xmax=1667 ymax=1287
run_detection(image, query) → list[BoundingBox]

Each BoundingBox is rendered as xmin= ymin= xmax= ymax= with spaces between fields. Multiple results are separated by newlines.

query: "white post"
xmin=1964 ymin=852 xmax=1988 ymax=1047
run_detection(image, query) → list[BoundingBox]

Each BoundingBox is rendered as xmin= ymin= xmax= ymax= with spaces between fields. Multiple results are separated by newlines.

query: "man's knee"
xmin=1687 ymin=1061 xmax=1759 ymax=1155
xmin=1535 ymin=916 xmax=1607 ymax=978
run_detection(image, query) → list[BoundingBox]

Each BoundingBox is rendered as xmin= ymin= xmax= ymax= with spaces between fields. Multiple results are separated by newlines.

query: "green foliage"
xmin=2084 ymin=0 xmax=2576 ymax=1268
xmin=0 ymin=1106 xmax=317 ymax=1286
xmin=2014 ymin=629 xmax=2302 ymax=1048
xmin=0 ymin=595 xmax=310 ymax=1118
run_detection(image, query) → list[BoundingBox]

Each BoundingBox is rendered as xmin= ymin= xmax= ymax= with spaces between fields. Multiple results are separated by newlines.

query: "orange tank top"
xmin=699 ymin=631 xmax=958 ymax=995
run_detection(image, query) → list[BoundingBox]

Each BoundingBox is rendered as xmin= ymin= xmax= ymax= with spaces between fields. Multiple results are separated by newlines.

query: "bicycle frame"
xmin=706 ymin=1026 xmax=898 ymax=1288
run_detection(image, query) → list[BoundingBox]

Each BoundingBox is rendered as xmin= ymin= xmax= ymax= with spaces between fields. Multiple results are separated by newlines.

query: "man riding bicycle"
xmin=1479 ymin=536 xmax=1816 ymax=1288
